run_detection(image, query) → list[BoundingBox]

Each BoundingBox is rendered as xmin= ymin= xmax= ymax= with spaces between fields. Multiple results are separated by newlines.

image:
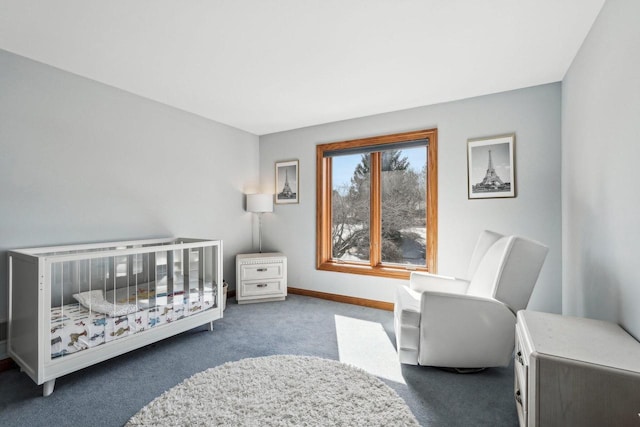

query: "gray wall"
xmin=259 ymin=83 xmax=562 ymax=312
xmin=0 ymin=50 xmax=260 ymax=339
xmin=562 ymin=0 xmax=640 ymax=338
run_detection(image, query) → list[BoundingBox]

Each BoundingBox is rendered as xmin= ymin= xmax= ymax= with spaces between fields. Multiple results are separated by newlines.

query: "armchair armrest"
xmin=418 ymin=292 xmax=516 ymax=368
xmin=409 ymin=271 xmax=470 ymax=295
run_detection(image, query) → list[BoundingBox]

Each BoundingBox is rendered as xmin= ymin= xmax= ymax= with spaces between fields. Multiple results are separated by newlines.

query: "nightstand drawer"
xmin=240 ymin=263 xmax=283 ymax=281
xmin=240 ymin=280 xmax=285 ymax=298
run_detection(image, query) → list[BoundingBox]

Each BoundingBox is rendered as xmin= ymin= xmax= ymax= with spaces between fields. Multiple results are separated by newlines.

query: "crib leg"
xmin=207 ymin=321 xmax=214 ymax=331
xmin=43 ymin=379 xmax=56 ymax=397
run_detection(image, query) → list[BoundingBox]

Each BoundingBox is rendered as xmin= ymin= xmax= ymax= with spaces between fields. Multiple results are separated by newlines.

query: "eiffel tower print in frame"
xmin=467 ymin=134 xmax=515 ymax=199
xmin=275 ymin=159 xmax=299 ymax=204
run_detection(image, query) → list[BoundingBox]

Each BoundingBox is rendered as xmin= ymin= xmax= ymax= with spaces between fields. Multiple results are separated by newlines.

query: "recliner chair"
xmin=394 ymin=231 xmax=548 ymax=368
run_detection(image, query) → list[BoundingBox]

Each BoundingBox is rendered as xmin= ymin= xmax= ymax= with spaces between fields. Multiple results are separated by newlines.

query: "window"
xmin=316 ymin=129 xmax=437 ymax=279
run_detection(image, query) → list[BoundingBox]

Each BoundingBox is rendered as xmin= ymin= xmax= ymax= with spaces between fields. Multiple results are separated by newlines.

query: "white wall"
xmin=259 ymin=84 xmax=562 ymax=312
xmin=562 ymin=0 xmax=640 ymax=338
xmin=0 ymin=50 xmax=260 ymax=332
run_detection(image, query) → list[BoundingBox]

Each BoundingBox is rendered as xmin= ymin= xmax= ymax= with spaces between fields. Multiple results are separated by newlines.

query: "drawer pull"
xmin=515 ymin=389 xmax=522 ymax=405
xmin=257 ymin=283 xmax=268 ymax=288
xmin=256 ymin=268 xmax=268 ymax=272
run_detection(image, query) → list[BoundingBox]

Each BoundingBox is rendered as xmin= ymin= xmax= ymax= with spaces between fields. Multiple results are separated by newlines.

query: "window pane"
xmin=380 ymin=147 xmax=427 ymax=266
xmin=331 ymin=153 xmax=370 ymax=262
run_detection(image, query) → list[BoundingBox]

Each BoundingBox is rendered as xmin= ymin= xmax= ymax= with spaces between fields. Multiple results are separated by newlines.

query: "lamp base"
xmin=258 ymin=212 xmax=263 ymax=253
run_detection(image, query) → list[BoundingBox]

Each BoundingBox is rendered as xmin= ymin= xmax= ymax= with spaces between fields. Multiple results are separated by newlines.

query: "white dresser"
xmin=236 ymin=253 xmax=287 ymax=304
xmin=515 ymin=310 xmax=640 ymax=427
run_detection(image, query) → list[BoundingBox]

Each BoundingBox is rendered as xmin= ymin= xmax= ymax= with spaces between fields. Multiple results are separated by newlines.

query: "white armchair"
xmin=394 ymin=231 xmax=548 ymax=368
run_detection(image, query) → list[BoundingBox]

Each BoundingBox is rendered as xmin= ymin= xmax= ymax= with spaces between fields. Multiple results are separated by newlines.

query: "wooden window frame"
xmin=316 ymin=128 xmax=438 ymax=279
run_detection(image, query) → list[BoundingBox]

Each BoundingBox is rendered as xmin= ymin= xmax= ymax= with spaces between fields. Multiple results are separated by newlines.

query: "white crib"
xmin=8 ymin=237 xmax=223 ymax=396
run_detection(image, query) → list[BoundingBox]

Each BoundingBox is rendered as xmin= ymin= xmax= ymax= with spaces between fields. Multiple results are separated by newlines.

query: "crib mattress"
xmin=50 ymin=285 xmax=215 ymax=359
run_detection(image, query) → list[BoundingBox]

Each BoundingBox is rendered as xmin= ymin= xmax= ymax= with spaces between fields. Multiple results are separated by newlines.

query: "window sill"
xmin=317 ymin=261 xmax=429 ymax=280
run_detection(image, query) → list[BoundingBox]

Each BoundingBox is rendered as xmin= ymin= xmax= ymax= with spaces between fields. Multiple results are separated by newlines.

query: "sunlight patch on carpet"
xmin=335 ymin=314 xmax=406 ymax=384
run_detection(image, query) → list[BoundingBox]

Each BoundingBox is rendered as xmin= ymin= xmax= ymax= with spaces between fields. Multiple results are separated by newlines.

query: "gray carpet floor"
xmin=0 ymin=294 xmax=518 ymax=426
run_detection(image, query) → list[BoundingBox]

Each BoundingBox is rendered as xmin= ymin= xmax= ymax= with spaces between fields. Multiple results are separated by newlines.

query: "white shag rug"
xmin=126 ymin=355 xmax=419 ymax=426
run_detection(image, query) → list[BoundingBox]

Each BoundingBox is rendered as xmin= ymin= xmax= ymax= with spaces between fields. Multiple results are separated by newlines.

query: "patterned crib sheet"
xmin=50 ymin=285 xmax=215 ymax=359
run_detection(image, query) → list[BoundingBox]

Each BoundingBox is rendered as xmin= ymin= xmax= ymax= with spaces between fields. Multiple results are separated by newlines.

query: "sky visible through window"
xmin=332 ymin=148 xmax=425 ymax=190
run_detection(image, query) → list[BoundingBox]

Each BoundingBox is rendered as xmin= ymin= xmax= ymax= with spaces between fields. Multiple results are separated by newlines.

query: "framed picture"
xmin=275 ymin=160 xmax=299 ymax=204
xmin=467 ymin=134 xmax=515 ymax=199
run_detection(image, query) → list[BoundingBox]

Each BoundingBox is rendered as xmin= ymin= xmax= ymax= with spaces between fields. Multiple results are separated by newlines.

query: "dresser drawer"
xmin=240 ymin=280 xmax=285 ymax=298
xmin=514 ymin=331 xmax=528 ymax=426
xmin=240 ymin=263 xmax=283 ymax=281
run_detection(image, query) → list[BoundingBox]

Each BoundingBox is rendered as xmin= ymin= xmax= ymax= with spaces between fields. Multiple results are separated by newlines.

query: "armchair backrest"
xmin=466 ymin=230 xmax=504 ymax=279
xmin=466 ymin=236 xmax=548 ymax=313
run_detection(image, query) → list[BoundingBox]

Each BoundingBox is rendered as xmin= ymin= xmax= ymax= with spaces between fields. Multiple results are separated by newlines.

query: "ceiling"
xmin=0 ymin=0 xmax=605 ymax=135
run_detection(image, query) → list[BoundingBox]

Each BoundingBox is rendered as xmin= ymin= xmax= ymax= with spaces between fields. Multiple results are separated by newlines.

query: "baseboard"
xmin=288 ymin=287 xmax=394 ymax=311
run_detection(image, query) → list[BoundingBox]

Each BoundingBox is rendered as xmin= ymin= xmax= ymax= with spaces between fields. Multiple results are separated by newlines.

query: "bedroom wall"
xmin=0 ymin=50 xmax=260 ymax=357
xmin=259 ymin=83 xmax=562 ymax=312
xmin=562 ymin=0 xmax=640 ymax=338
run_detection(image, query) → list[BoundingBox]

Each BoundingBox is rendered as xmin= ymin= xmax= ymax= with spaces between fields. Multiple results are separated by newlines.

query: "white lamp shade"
xmin=246 ymin=193 xmax=273 ymax=213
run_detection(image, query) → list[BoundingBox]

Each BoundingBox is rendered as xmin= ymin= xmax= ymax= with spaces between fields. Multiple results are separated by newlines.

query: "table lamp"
xmin=246 ymin=193 xmax=273 ymax=252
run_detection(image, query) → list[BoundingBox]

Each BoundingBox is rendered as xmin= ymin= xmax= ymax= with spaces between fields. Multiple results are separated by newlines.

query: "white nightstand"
xmin=235 ymin=252 xmax=287 ymax=304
